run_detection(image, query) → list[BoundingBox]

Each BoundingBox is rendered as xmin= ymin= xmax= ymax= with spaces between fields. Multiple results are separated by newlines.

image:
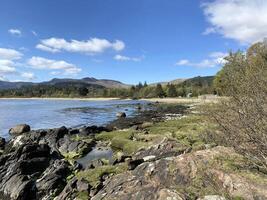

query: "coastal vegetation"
xmin=207 ymin=41 xmax=267 ymax=170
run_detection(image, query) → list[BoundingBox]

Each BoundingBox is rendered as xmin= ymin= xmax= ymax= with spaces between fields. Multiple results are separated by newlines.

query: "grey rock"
xmin=77 ymin=179 xmax=91 ymax=192
xmin=36 ymin=159 xmax=70 ymax=198
xmin=116 ymin=112 xmax=126 ymax=118
xmin=0 ymin=137 xmax=5 ymax=149
xmin=0 ymin=144 xmax=51 ymax=199
xmin=87 ymin=159 xmax=104 ymax=169
xmin=198 ymin=195 xmax=227 ymax=200
xmin=9 ymin=124 xmax=30 ymax=136
xmin=127 ymin=158 xmax=144 ymax=170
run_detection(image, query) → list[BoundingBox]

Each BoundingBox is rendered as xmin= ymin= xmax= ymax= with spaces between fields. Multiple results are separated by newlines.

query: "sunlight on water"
xmin=0 ymin=99 xmax=145 ymax=138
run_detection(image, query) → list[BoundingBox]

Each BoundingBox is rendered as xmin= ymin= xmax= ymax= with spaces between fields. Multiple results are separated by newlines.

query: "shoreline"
xmin=0 ymin=96 xmax=221 ymax=103
xmin=0 ymin=97 xmax=122 ymax=101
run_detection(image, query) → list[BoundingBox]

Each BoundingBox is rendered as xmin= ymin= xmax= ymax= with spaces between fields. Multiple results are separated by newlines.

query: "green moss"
xmin=232 ymin=196 xmax=245 ymax=200
xmin=146 ymin=114 xmax=217 ymax=150
xmin=62 ymin=152 xmax=81 ymax=160
xmin=95 ymin=129 xmax=148 ymax=155
xmin=95 ymin=130 xmax=134 ymax=141
xmin=239 ymin=171 xmax=267 ymax=185
xmin=66 ymin=174 xmax=75 ymax=182
xmin=111 ymin=138 xmax=147 ymax=155
xmin=76 ymin=191 xmax=89 ymax=200
xmin=71 ymin=134 xmax=94 ymax=143
xmin=76 ymin=163 xmax=128 ymax=188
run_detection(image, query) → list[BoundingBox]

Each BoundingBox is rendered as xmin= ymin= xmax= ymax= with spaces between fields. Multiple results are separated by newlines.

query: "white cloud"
xmin=176 ymin=59 xmax=189 ymax=65
xmin=36 ymin=37 xmax=125 ymax=54
xmin=36 ymin=44 xmax=61 ymax=53
xmin=202 ymin=0 xmax=267 ymax=44
xmin=0 ymin=48 xmax=23 ymax=60
xmin=176 ymin=52 xmax=227 ymax=68
xmin=0 ymin=60 xmax=16 ymax=75
xmin=27 ymin=56 xmax=81 ymax=75
xmin=114 ymin=54 xmax=143 ymax=62
xmin=21 ymin=72 xmax=35 ymax=80
xmin=32 ymin=31 xmax=38 ymax=36
xmin=8 ymin=29 xmax=22 ymax=36
xmin=202 ymin=27 xmax=216 ymax=35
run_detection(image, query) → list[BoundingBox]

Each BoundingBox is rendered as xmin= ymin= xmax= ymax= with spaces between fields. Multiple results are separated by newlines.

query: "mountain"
xmin=0 ymin=81 xmax=35 ymax=90
xmin=178 ymin=76 xmax=214 ymax=87
xmin=0 ymin=77 xmax=130 ymax=90
xmin=150 ymin=76 xmax=215 ymax=87
xmin=0 ymin=76 xmax=214 ymax=91
xmin=150 ymin=78 xmax=187 ymax=86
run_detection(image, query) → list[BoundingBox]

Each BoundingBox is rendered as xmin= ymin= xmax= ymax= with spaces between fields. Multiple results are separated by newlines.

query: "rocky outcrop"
xmin=0 ymin=144 xmax=58 ymax=199
xmin=58 ymin=134 xmax=95 ymax=158
xmin=92 ymin=146 xmax=267 ymax=200
xmin=9 ymin=124 xmax=30 ymax=136
xmin=36 ymin=159 xmax=70 ymax=199
xmin=0 ymin=124 xmax=105 ymax=200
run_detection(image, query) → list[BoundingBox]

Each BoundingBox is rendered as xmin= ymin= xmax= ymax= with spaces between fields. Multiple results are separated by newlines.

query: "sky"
xmin=0 ymin=0 xmax=267 ymax=84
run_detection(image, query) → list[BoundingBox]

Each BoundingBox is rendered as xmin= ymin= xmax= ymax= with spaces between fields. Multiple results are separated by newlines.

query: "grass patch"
xmin=95 ymin=129 xmax=148 ymax=155
xmin=147 ymin=114 xmax=216 ymax=150
xmin=76 ymin=191 xmax=89 ymax=200
xmin=62 ymin=152 xmax=81 ymax=160
xmin=111 ymin=138 xmax=147 ymax=155
xmin=95 ymin=130 xmax=134 ymax=141
xmin=71 ymin=134 xmax=95 ymax=143
xmin=76 ymin=163 xmax=128 ymax=188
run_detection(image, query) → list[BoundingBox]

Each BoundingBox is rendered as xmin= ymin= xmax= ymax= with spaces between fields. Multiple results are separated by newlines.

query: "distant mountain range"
xmin=0 ymin=76 xmax=214 ymax=90
xmin=0 ymin=77 xmax=130 ymax=90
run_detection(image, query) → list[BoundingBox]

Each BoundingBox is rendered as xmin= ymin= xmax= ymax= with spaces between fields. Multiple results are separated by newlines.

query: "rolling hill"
xmin=0 ymin=77 xmax=130 ymax=90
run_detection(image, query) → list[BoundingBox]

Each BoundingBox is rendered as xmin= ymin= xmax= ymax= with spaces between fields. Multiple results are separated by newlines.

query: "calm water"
xmin=0 ymin=99 xmax=146 ymax=138
xmin=77 ymin=147 xmax=113 ymax=168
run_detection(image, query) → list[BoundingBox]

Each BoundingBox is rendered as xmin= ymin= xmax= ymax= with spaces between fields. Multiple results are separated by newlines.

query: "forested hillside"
xmin=0 ymin=76 xmax=214 ymax=98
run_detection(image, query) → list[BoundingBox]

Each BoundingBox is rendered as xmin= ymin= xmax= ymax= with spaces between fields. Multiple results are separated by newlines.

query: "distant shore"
xmin=0 ymin=96 xmax=221 ymax=103
xmin=0 ymin=97 xmax=121 ymax=101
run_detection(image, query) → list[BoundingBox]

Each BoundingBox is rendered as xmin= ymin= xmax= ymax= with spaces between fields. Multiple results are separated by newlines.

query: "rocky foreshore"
xmin=0 ymin=103 xmax=266 ymax=200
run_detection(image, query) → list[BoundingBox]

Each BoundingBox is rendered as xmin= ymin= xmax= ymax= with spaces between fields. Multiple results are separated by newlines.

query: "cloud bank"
xmin=176 ymin=52 xmax=227 ymax=68
xmin=202 ymin=0 xmax=267 ymax=44
xmin=28 ymin=56 xmax=81 ymax=75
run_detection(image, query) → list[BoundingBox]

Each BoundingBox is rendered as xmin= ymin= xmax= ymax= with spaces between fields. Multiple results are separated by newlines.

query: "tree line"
xmin=0 ymin=76 xmax=214 ymax=98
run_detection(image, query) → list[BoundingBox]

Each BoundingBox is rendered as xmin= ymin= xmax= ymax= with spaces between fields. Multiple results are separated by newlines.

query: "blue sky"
xmin=0 ymin=0 xmax=266 ymax=84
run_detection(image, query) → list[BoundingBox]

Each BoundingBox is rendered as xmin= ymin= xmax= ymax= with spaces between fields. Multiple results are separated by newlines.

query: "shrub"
xmin=210 ymin=41 xmax=267 ymax=169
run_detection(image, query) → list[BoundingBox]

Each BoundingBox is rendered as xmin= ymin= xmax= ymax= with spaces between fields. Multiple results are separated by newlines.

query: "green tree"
xmin=78 ymin=87 xmax=89 ymax=96
xmin=155 ymin=83 xmax=165 ymax=98
xmin=144 ymin=81 xmax=148 ymax=87
xmin=166 ymin=84 xmax=177 ymax=97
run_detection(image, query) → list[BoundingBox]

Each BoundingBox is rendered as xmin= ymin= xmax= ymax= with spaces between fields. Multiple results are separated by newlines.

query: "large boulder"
xmin=9 ymin=124 xmax=30 ymax=136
